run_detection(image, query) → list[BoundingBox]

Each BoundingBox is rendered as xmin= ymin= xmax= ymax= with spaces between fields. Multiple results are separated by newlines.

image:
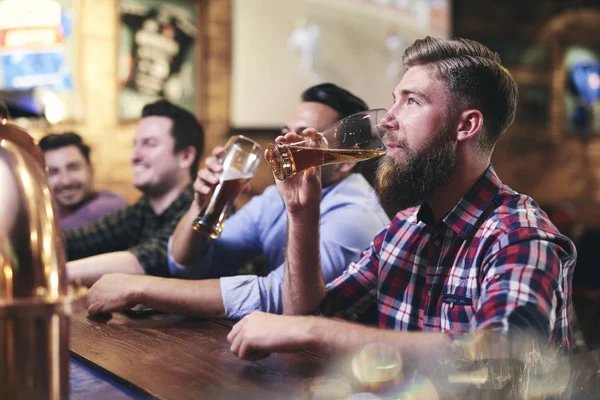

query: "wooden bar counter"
xmin=68 ymin=311 xmax=327 ymax=400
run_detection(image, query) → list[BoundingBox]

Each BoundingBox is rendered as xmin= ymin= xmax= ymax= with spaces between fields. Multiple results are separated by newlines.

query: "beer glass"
xmin=265 ymin=108 xmax=389 ymax=180
xmin=192 ymin=135 xmax=262 ymax=238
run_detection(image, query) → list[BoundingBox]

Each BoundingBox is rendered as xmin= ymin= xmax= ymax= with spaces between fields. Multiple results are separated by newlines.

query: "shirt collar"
xmin=139 ymin=185 xmax=194 ymax=217
xmin=412 ymin=165 xmax=502 ymax=239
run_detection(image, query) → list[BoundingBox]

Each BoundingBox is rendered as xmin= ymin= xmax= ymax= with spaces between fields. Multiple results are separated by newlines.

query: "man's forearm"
xmin=305 ymin=317 xmax=452 ymax=364
xmin=171 ymin=204 xmax=211 ymax=265
xmin=132 ymin=277 xmax=226 ymax=318
xmin=283 ymin=209 xmax=326 ymax=315
xmin=67 ymin=251 xmax=145 ymax=287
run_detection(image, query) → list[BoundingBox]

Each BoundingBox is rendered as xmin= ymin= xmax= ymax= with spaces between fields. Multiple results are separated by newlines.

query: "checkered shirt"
xmin=322 ymin=166 xmax=577 ymax=349
xmin=65 ymin=186 xmax=194 ymax=277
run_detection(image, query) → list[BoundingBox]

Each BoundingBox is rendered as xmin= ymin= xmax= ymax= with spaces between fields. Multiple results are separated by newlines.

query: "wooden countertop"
xmin=69 ymin=311 xmax=327 ymax=400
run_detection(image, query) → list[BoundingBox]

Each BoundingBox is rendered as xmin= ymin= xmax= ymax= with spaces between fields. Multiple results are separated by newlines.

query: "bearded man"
xmin=225 ymin=37 xmax=577 ymax=366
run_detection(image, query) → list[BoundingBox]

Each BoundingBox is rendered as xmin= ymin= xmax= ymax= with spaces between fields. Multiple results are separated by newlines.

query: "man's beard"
xmin=375 ymin=128 xmax=457 ymax=214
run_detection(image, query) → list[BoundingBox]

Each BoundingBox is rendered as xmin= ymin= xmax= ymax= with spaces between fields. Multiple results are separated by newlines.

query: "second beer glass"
xmin=265 ymin=108 xmax=389 ymax=181
xmin=192 ymin=135 xmax=262 ymax=238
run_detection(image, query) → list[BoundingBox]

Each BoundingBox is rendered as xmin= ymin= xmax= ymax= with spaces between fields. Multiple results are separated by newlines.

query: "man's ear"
xmin=456 ymin=109 xmax=484 ymax=142
xmin=339 ymin=162 xmax=356 ymax=174
xmin=179 ymin=145 xmax=197 ymax=169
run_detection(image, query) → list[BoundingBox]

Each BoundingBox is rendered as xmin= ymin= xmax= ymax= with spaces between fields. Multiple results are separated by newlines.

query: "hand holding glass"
xmin=192 ymin=135 xmax=262 ymax=238
xmin=265 ymin=108 xmax=389 ymax=180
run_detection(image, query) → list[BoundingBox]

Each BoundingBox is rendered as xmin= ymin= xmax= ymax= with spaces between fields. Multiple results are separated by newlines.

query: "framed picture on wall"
xmin=118 ymin=0 xmax=197 ymax=121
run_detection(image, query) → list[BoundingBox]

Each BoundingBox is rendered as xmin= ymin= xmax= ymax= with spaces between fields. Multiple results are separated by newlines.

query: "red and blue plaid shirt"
xmin=323 ymin=166 xmax=577 ymax=349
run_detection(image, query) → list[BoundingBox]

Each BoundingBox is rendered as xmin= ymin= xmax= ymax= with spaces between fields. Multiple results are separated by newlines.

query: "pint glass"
xmin=192 ymin=135 xmax=262 ymax=238
xmin=265 ymin=108 xmax=389 ymax=180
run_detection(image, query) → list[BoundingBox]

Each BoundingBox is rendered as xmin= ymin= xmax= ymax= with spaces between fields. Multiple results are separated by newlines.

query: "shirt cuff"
xmin=167 ymin=236 xmax=212 ymax=279
xmin=220 ymin=275 xmax=262 ymax=319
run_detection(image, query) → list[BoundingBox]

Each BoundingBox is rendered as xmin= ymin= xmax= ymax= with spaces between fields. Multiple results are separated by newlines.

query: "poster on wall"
xmin=118 ymin=0 xmax=197 ymax=121
xmin=0 ymin=0 xmax=76 ymax=122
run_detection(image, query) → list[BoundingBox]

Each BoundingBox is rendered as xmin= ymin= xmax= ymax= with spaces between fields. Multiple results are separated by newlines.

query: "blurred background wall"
xmin=3 ymin=0 xmax=600 ymax=228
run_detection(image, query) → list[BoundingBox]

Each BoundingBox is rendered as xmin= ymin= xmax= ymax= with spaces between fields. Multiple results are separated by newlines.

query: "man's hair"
xmin=38 ymin=132 xmax=91 ymax=163
xmin=301 ymin=83 xmax=369 ymax=120
xmin=141 ymin=99 xmax=204 ymax=179
xmin=402 ymin=36 xmax=518 ymax=153
xmin=301 ymin=83 xmax=372 ymax=177
xmin=0 ymin=99 xmax=10 ymax=119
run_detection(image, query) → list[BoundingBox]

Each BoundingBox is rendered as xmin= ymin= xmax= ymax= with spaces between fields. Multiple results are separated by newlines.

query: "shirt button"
xmin=449 ymin=302 xmax=455 ymax=309
xmin=433 ymin=240 xmax=441 ymax=246
xmin=428 ymin=289 xmax=432 ymax=296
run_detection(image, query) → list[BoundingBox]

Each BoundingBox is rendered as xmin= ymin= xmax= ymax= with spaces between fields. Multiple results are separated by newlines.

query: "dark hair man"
xmin=67 ymin=100 xmax=204 ymax=286
xmin=83 ymin=84 xmax=390 ymax=320
xmin=39 ymin=132 xmax=127 ymax=230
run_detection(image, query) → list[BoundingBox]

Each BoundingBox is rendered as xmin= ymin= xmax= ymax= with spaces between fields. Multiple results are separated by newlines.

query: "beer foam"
xmin=221 ymin=167 xmax=254 ymax=181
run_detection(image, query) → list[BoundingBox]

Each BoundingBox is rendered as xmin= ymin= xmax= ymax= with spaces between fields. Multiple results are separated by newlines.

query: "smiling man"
xmin=39 ymin=132 xmax=127 ymax=230
xmin=226 ymin=37 xmax=577 ymax=364
xmin=82 ymin=83 xmax=389 ymax=321
xmin=66 ymin=99 xmax=203 ymax=286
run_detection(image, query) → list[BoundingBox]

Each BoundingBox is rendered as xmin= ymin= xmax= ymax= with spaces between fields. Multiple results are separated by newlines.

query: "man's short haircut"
xmin=301 ymin=83 xmax=372 ymax=176
xmin=301 ymin=83 xmax=369 ymax=120
xmin=141 ymin=99 xmax=204 ymax=180
xmin=402 ymin=36 xmax=519 ymax=153
xmin=39 ymin=132 xmax=91 ymax=164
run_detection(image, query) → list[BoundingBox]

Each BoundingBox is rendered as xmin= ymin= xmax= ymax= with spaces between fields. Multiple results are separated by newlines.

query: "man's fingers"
xmin=229 ymin=331 xmax=243 ymax=357
xmin=205 ymin=157 xmax=223 ymax=173
xmin=227 ymin=317 xmax=245 ymax=344
xmin=283 ymin=132 xmax=302 ymax=143
xmin=198 ymin=169 xmax=219 ymax=186
xmin=211 ymin=146 xmax=226 ymax=157
xmin=301 ymin=127 xmax=319 ymax=137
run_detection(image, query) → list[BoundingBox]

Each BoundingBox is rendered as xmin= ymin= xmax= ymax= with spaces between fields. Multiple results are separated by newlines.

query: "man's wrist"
xmin=286 ymin=207 xmax=320 ymax=224
xmin=128 ymin=275 xmax=149 ymax=305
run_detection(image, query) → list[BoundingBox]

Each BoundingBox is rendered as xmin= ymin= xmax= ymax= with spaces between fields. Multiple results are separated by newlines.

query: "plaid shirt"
xmin=323 ymin=166 xmax=577 ymax=349
xmin=65 ymin=186 xmax=194 ymax=277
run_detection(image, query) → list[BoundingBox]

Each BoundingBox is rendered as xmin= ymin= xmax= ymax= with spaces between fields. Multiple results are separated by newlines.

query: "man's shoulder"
xmin=323 ymin=174 xmax=378 ymax=206
xmin=485 ymin=185 xmax=558 ymax=235
xmin=321 ymin=174 xmax=389 ymax=221
xmin=93 ymin=191 xmax=128 ymax=208
xmin=474 ymin=185 xmax=578 ymax=260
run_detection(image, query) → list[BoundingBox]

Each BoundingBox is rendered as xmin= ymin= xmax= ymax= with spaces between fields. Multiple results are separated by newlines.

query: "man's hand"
xmin=193 ymin=146 xmax=225 ymax=207
xmin=85 ymin=273 xmax=142 ymax=315
xmin=194 ymin=145 xmax=252 ymax=208
xmin=227 ymin=311 xmax=315 ymax=361
xmin=272 ymin=129 xmax=323 ymax=216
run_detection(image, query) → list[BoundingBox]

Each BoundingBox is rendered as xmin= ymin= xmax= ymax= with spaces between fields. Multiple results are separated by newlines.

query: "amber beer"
xmin=266 ymin=143 xmax=386 ymax=181
xmin=192 ymin=169 xmax=251 ymax=238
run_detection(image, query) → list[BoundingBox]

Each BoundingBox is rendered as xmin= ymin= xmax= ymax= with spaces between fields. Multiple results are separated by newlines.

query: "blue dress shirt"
xmin=168 ymin=173 xmax=390 ymax=319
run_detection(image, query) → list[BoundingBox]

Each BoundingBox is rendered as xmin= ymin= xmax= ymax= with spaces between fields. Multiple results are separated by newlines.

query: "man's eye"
xmin=407 ymin=98 xmax=417 ymax=105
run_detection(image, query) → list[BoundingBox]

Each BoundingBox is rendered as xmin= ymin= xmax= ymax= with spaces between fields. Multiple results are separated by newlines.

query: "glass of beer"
xmin=265 ymin=108 xmax=389 ymax=180
xmin=192 ymin=135 xmax=262 ymax=238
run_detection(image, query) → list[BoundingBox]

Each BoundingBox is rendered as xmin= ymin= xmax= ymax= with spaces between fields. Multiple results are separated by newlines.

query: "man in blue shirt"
xmin=84 ymin=84 xmax=390 ymax=319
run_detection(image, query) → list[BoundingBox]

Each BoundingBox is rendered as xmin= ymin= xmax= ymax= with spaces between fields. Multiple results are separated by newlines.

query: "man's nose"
xmin=131 ymin=147 xmax=142 ymax=163
xmin=380 ymin=111 xmax=399 ymax=130
xmin=57 ymin=172 xmax=73 ymax=186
